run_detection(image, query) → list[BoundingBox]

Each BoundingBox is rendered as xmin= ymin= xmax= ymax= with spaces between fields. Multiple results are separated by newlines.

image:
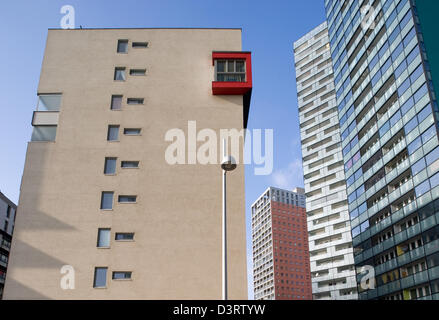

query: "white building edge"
xmin=294 ymin=21 xmax=358 ymax=300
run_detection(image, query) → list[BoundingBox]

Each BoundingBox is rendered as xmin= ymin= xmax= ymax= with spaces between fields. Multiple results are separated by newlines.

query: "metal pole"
xmin=222 ymin=169 xmax=228 ymax=300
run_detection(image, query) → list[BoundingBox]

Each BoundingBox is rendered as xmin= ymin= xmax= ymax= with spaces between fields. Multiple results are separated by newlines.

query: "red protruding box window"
xmin=212 ymin=52 xmax=252 ymax=95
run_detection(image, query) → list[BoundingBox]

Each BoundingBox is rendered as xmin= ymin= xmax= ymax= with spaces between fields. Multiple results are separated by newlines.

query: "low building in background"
xmin=251 ymin=186 xmax=312 ymax=300
xmin=0 ymin=192 xmax=17 ymax=299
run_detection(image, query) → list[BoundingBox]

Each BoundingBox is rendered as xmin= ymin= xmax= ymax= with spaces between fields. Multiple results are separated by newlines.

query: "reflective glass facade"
xmin=325 ymin=0 xmax=439 ymax=300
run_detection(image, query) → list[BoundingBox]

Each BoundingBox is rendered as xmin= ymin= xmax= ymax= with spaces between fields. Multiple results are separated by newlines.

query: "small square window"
xmin=112 ymin=271 xmax=132 ymax=280
xmin=100 ymin=192 xmax=114 ymax=210
xmin=111 ymin=95 xmax=123 ymax=110
xmin=104 ymin=157 xmax=117 ymax=175
xmin=132 ymin=42 xmax=148 ymax=48
xmin=129 ymin=69 xmax=146 ymax=76
xmin=117 ymin=40 xmax=128 ymax=53
xmin=121 ymin=161 xmax=139 ymax=168
xmin=97 ymin=228 xmax=111 ymax=248
xmin=127 ymin=98 xmax=144 ymax=105
xmin=124 ymin=128 xmax=141 ymax=135
xmin=118 ymin=195 xmax=137 ymax=203
xmin=107 ymin=125 xmax=120 ymax=141
xmin=115 ymin=233 xmax=135 ymax=241
xmin=114 ymin=67 xmax=126 ymax=81
xmin=93 ymin=267 xmax=108 ymax=288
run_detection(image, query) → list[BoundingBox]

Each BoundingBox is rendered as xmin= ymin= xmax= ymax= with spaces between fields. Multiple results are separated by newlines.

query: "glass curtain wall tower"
xmin=324 ymin=0 xmax=439 ymax=300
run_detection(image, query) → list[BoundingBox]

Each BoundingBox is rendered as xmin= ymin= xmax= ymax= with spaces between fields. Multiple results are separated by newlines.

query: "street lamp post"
xmin=220 ymin=139 xmax=236 ymax=300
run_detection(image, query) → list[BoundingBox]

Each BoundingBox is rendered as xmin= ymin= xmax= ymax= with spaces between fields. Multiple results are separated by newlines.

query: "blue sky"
xmin=0 ymin=0 xmax=326 ymax=298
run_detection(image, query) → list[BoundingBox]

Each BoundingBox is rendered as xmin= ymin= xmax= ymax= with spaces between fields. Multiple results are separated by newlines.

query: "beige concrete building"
xmin=4 ymin=28 xmax=251 ymax=299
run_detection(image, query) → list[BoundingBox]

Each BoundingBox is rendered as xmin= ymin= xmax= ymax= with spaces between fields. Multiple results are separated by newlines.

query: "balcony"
xmin=31 ymin=94 xmax=61 ymax=142
xmin=32 ymin=111 xmax=59 ymax=126
xmin=1 ymin=240 xmax=11 ymax=251
xmin=212 ymin=52 xmax=252 ymax=95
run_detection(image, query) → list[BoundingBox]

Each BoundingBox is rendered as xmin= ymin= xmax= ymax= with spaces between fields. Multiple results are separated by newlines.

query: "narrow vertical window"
xmin=100 ymin=192 xmax=114 ymax=210
xmin=114 ymin=67 xmax=126 ymax=81
xmin=117 ymin=40 xmax=128 ymax=53
xmin=107 ymin=125 xmax=120 ymax=141
xmin=93 ymin=267 xmax=108 ymax=288
xmin=104 ymin=158 xmax=117 ymax=175
xmin=111 ymin=95 xmax=122 ymax=110
xmin=97 ymin=229 xmax=111 ymax=248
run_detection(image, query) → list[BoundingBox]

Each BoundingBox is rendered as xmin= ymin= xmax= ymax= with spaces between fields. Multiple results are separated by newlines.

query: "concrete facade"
xmin=4 ymin=28 xmax=248 ymax=299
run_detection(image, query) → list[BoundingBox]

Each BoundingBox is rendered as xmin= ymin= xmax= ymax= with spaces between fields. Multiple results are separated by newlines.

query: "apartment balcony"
xmin=299 ymin=99 xmax=337 ymax=127
xmin=1 ymin=240 xmax=11 ymax=251
xmin=300 ymin=116 xmax=339 ymax=142
xmin=315 ymin=278 xmax=357 ymax=294
xmin=309 ymin=217 xmax=349 ymax=234
xmin=32 ymin=111 xmax=59 ymax=126
xmin=212 ymin=52 xmax=252 ymax=96
xmin=358 ymin=223 xmax=439 ymax=267
xmin=31 ymin=94 xmax=61 ymax=142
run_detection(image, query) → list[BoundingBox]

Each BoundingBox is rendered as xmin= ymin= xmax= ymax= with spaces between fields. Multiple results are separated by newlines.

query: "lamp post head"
xmin=221 ymin=156 xmax=237 ymax=171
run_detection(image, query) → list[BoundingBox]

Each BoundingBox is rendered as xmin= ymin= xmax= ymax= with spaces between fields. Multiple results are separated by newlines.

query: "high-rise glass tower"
xmin=294 ymin=22 xmax=358 ymax=300
xmin=324 ymin=0 xmax=439 ymax=300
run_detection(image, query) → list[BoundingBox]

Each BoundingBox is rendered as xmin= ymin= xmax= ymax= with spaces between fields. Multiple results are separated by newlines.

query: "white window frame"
xmin=214 ymin=59 xmax=246 ymax=82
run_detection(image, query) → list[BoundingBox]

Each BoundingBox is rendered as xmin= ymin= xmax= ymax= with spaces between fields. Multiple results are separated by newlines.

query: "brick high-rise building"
xmin=251 ymin=187 xmax=312 ymax=300
xmin=4 ymin=28 xmax=251 ymax=299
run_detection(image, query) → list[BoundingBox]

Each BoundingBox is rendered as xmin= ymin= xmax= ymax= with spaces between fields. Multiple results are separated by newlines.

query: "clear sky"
xmin=0 ymin=0 xmax=326 ymax=298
